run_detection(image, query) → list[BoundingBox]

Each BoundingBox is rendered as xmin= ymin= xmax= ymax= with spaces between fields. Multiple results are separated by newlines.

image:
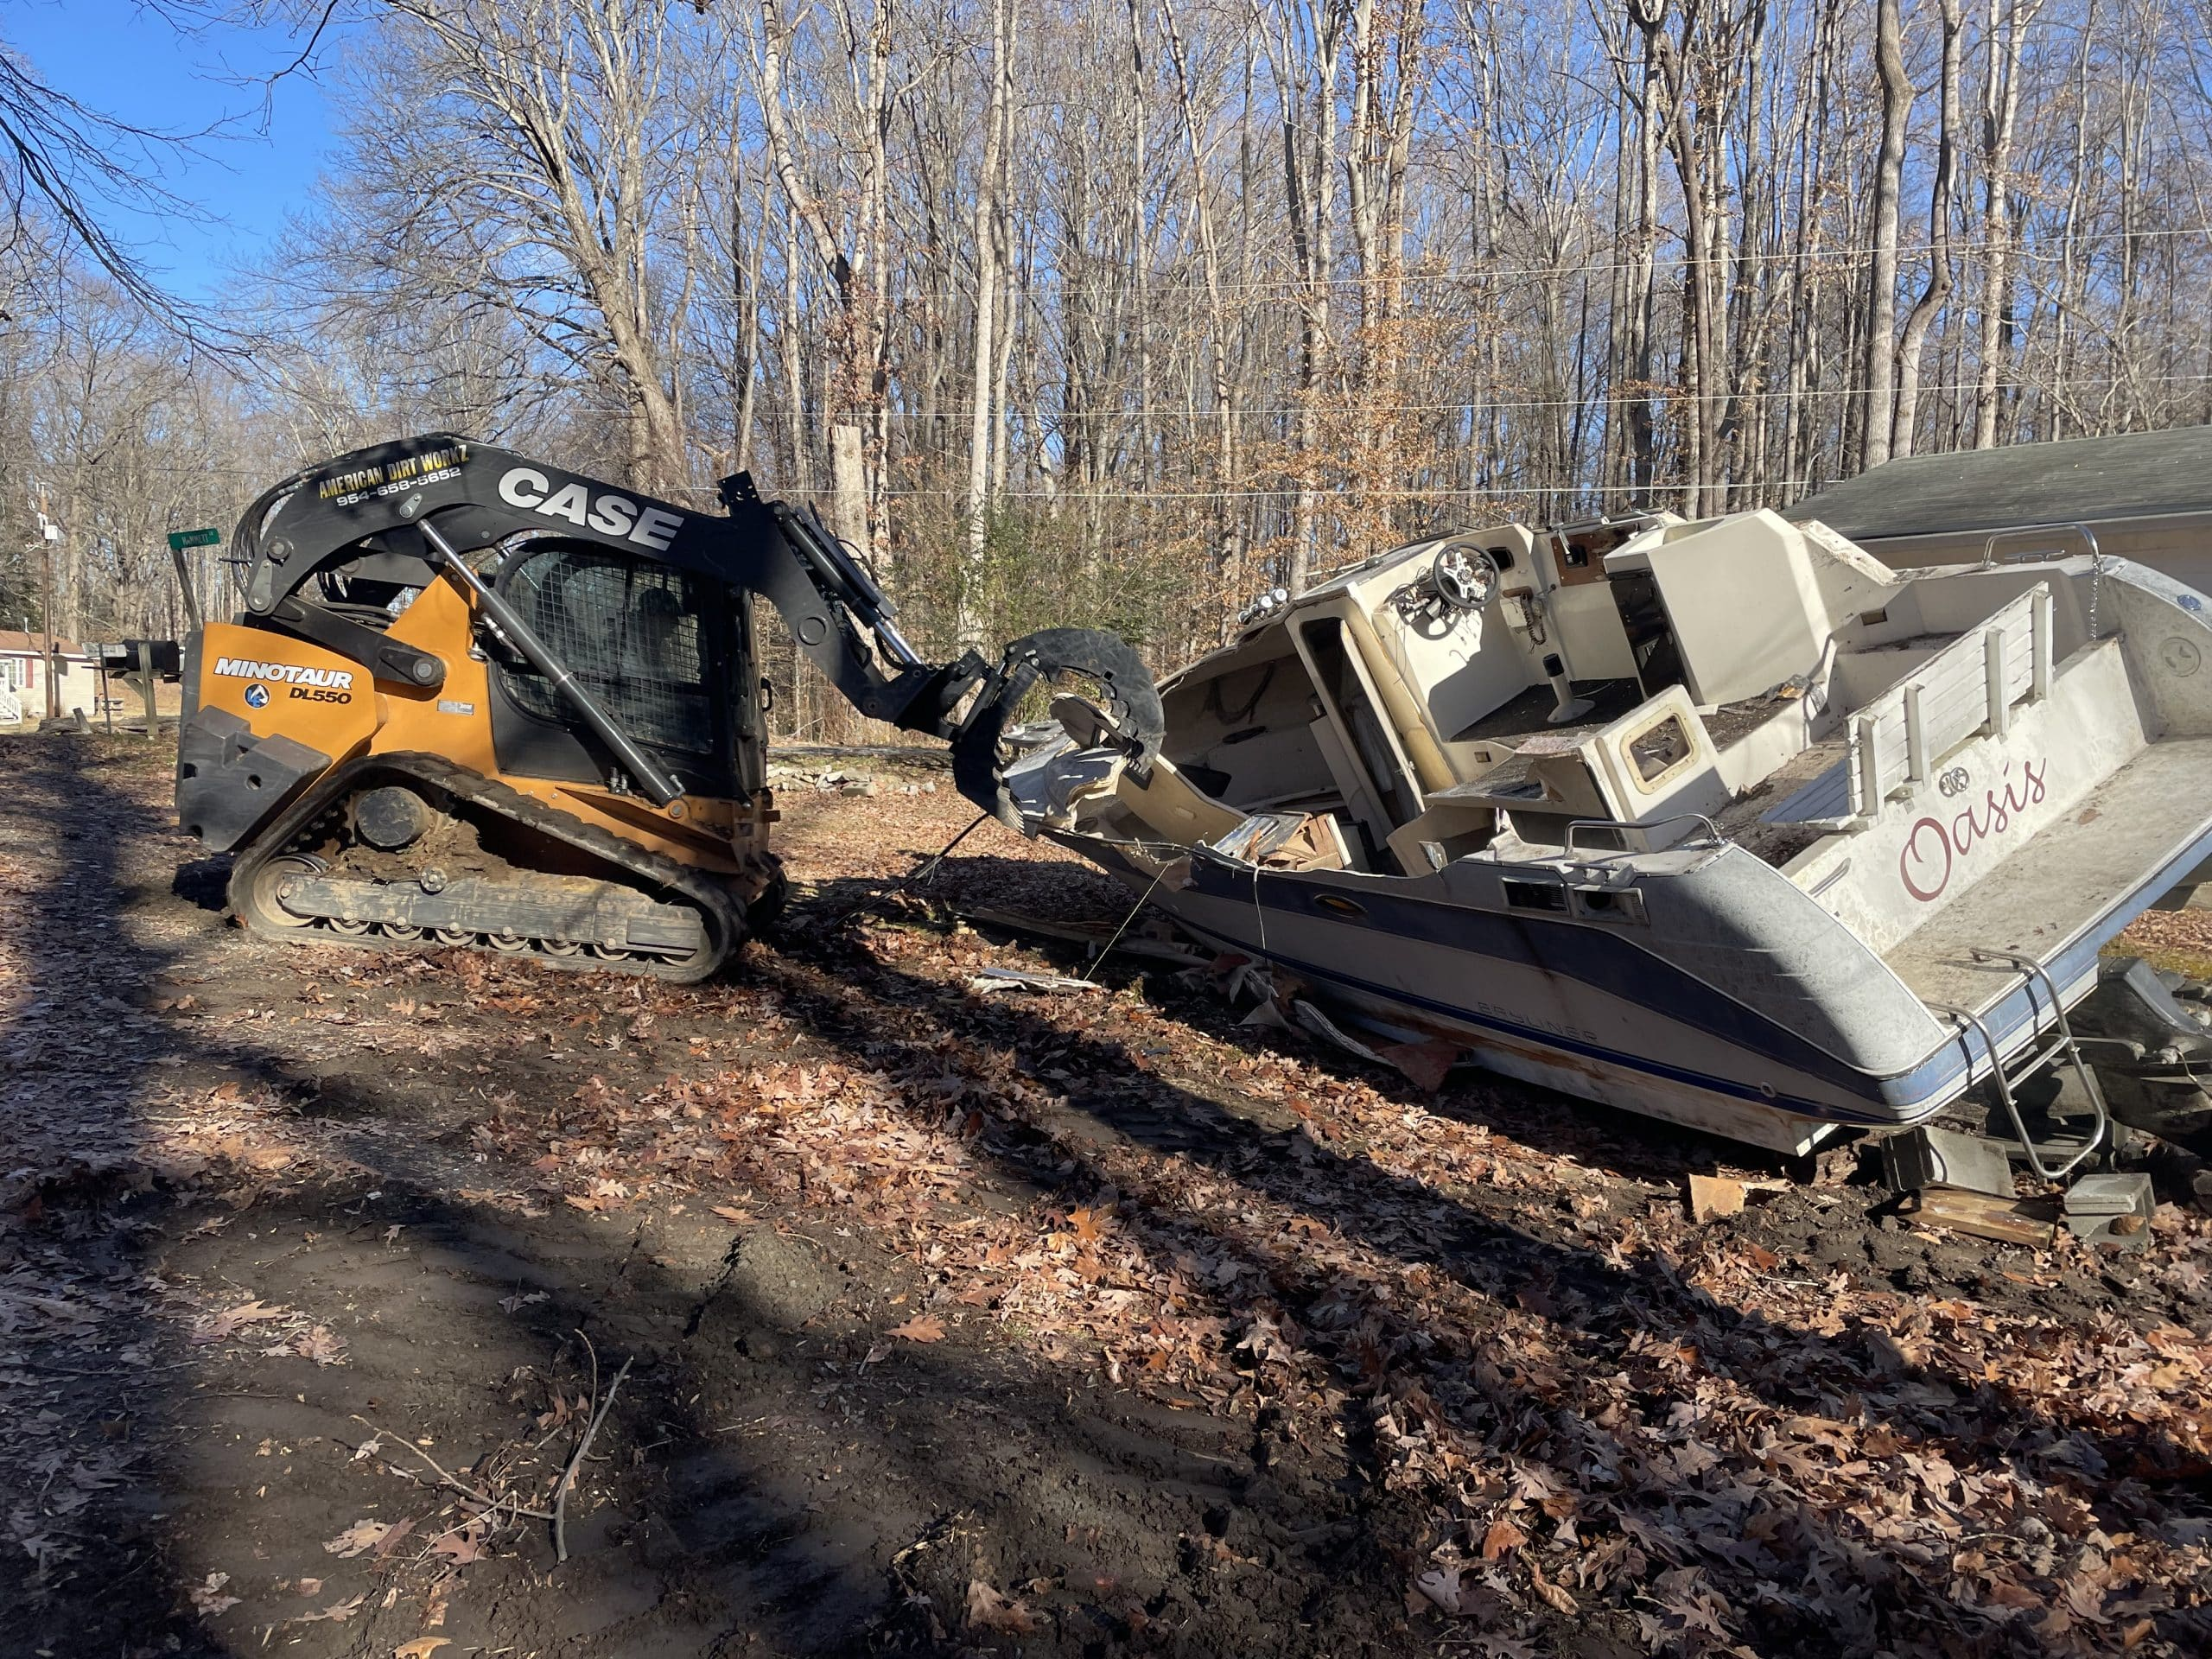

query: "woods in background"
xmin=3 ymin=0 xmax=2209 ymax=730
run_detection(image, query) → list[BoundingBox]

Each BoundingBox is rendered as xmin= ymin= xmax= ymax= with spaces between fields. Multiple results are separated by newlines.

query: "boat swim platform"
xmin=1885 ymin=735 xmax=2212 ymax=1016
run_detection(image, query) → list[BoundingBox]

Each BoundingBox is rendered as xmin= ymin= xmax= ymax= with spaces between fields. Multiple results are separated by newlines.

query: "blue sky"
xmin=7 ymin=0 xmax=349 ymax=300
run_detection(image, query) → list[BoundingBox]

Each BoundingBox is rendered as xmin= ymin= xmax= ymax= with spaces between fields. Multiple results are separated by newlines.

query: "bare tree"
xmin=1160 ymin=0 xmax=1243 ymax=597
xmin=1974 ymin=0 xmax=2038 ymax=447
xmin=958 ymin=0 xmax=1015 ymax=642
xmin=10 ymin=0 xmax=2212 ymax=689
xmin=1861 ymin=0 xmax=1912 ymax=470
xmin=0 ymin=3 xmax=257 ymax=329
xmin=750 ymin=0 xmax=912 ymax=558
xmin=316 ymin=2 xmax=696 ymax=492
xmin=1893 ymin=0 xmax=1965 ymax=459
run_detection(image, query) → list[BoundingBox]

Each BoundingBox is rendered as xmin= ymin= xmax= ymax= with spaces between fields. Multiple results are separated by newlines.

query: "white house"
xmin=0 ymin=629 xmax=98 ymax=725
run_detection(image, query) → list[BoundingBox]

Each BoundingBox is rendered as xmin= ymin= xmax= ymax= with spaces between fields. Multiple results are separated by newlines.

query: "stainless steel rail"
xmin=1560 ymin=812 xmax=1726 ymax=861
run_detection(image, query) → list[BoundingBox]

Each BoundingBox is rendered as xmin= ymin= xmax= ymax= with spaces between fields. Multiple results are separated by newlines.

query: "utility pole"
xmin=35 ymin=488 xmax=60 ymax=721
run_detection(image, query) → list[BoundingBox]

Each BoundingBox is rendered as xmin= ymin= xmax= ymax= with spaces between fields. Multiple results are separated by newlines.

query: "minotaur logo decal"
xmin=214 ymin=657 xmax=356 ymax=690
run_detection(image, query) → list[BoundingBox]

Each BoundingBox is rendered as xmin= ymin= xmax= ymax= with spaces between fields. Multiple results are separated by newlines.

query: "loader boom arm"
xmin=226 ymin=434 xmax=1159 ymax=815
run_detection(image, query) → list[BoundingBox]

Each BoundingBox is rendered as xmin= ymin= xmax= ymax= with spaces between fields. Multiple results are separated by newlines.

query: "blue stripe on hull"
xmin=1057 ymin=814 xmax=2212 ymax=1130
xmin=1164 ymin=907 xmax=1904 ymax=1127
xmin=1075 ymin=849 xmax=1887 ymax=1123
xmin=1189 ymin=856 xmax=1894 ymax=1096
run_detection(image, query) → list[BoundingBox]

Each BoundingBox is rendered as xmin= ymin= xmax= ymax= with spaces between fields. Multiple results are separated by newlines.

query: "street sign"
xmin=168 ymin=527 xmax=220 ymax=551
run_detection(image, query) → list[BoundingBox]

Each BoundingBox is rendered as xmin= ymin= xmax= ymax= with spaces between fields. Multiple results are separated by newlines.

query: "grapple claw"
xmin=950 ymin=626 xmax=1163 ymax=828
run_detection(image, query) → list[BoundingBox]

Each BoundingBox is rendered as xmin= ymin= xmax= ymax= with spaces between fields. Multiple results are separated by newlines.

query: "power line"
xmin=71 ymin=372 xmax=2212 ymax=495
xmin=863 ymin=224 xmax=2212 ymax=306
xmin=874 ymin=480 xmax=1836 ymax=501
xmin=837 ymin=368 xmax=2212 ymax=424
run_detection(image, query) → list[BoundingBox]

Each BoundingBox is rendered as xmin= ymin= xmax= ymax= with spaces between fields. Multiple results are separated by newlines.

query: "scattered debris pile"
xmin=766 ymin=753 xmax=945 ymax=799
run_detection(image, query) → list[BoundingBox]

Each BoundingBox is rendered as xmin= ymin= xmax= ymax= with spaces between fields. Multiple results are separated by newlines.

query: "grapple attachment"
xmin=950 ymin=626 xmax=1164 ymax=829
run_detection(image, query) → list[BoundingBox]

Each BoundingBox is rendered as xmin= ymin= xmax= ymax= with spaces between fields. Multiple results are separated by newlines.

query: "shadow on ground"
xmin=0 ymin=736 xmax=2207 ymax=1658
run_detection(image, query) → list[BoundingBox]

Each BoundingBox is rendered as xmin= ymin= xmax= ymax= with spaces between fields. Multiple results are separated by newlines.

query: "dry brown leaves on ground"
xmin=427 ymin=873 xmax=2212 ymax=1655
xmin=8 ymin=741 xmax=2212 ymax=1655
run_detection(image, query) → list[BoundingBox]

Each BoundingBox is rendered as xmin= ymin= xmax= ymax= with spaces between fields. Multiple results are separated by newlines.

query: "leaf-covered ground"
xmin=3 ymin=731 xmax=2211 ymax=1658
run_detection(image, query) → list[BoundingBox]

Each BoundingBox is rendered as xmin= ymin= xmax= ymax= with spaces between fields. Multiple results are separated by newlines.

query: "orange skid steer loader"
xmin=175 ymin=434 xmax=1159 ymax=980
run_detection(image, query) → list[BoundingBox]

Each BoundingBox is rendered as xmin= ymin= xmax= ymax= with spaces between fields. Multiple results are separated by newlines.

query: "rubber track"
xmin=226 ymin=752 xmax=757 ymax=982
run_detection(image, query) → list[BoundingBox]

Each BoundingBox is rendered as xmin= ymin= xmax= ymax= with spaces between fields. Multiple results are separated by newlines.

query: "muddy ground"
xmin=3 ymin=732 xmax=2212 ymax=1659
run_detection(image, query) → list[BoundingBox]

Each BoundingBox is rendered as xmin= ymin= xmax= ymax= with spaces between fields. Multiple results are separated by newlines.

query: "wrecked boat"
xmin=1007 ymin=507 xmax=2212 ymax=1157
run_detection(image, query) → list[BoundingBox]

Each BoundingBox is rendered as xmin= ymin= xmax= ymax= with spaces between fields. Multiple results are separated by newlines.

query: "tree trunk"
xmin=753 ymin=0 xmax=894 ymax=562
xmin=1862 ymin=0 xmax=1911 ymax=471
xmin=1649 ymin=6 xmax=1715 ymax=517
xmin=2050 ymin=3 xmax=2096 ymax=440
xmin=1891 ymin=0 xmax=1962 ymax=461
xmin=1160 ymin=0 xmax=1242 ymax=605
xmin=1974 ymin=0 xmax=2033 ymax=448
xmin=959 ymin=0 xmax=1013 ymax=645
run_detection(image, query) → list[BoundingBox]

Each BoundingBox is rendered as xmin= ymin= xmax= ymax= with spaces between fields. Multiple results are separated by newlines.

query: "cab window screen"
xmin=501 ymin=547 xmax=715 ymax=756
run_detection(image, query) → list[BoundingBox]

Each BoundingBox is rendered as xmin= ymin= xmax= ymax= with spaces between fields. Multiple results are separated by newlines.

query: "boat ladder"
xmin=1927 ymin=947 xmax=2110 ymax=1183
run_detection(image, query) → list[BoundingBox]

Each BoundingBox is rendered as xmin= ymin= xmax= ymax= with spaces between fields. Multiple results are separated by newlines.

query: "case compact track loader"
xmin=175 ymin=434 xmax=1159 ymax=981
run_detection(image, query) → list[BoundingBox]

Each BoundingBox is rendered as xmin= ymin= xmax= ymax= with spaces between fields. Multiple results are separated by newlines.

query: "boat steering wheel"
xmin=1429 ymin=541 xmax=1498 ymax=613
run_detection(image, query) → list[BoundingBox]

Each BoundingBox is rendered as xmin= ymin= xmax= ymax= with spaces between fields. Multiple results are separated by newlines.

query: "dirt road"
xmin=4 ymin=733 xmax=2211 ymax=1658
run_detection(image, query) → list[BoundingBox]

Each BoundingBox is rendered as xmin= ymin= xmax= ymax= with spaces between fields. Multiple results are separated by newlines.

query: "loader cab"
xmin=260 ymin=528 xmax=765 ymax=802
xmin=486 ymin=538 xmax=762 ymax=799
